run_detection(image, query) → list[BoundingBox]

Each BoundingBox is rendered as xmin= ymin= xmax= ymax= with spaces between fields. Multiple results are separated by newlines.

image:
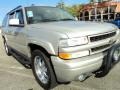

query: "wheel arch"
xmin=2 ymin=35 xmax=5 ymax=40
xmin=28 ymin=43 xmax=51 ymax=58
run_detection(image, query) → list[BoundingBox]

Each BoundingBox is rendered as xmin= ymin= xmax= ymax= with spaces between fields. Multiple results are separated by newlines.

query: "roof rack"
xmin=7 ymin=5 xmax=22 ymax=14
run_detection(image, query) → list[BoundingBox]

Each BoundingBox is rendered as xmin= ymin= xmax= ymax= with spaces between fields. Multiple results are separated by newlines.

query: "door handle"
xmin=11 ymin=31 xmax=18 ymax=36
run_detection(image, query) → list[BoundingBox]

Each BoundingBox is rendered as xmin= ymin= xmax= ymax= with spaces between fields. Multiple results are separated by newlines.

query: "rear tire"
xmin=31 ymin=50 xmax=57 ymax=90
xmin=3 ymin=40 xmax=11 ymax=56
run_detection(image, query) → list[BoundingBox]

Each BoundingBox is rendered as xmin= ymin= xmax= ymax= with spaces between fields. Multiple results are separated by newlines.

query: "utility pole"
xmin=60 ymin=0 xmax=64 ymax=8
xmin=57 ymin=0 xmax=65 ymax=9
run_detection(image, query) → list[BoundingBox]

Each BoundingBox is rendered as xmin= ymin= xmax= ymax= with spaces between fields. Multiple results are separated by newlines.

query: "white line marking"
xmin=68 ymin=83 xmax=95 ymax=90
xmin=0 ymin=69 xmax=34 ymax=79
xmin=10 ymin=66 xmax=25 ymax=70
xmin=0 ymin=64 xmax=25 ymax=70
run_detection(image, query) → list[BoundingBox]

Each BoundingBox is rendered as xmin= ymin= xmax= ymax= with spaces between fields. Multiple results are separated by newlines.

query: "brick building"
xmin=79 ymin=1 xmax=120 ymax=21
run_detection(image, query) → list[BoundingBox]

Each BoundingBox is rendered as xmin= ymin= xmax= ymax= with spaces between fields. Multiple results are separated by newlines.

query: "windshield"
xmin=25 ymin=6 xmax=75 ymax=24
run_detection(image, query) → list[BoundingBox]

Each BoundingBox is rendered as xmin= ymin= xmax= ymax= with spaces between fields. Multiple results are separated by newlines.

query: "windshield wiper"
xmin=41 ymin=19 xmax=58 ymax=22
xmin=40 ymin=18 xmax=75 ymax=22
xmin=59 ymin=18 xmax=75 ymax=21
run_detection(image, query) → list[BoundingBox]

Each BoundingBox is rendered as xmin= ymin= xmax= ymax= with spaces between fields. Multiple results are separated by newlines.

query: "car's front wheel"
xmin=31 ymin=50 xmax=57 ymax=89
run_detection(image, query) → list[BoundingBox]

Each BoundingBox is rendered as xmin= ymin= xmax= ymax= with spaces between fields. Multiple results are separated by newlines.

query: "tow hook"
xmin=95 ymin=43 xmax=120 ymax=78
xmin=78 ymin=73 xmax=92 ymax=82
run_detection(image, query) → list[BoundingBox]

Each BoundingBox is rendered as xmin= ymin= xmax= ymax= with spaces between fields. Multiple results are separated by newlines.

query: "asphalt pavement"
xmin=0 ymin=32 xmax=120 ymax=90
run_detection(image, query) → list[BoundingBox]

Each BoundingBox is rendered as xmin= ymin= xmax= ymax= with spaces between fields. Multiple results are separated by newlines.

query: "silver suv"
xmin=1 ymin=6 xmax=120 ymax=89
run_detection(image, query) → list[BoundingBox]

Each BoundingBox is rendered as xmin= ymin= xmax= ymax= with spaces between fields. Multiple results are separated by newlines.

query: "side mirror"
xmin=9 ymin=19 xmax=20 ymax=26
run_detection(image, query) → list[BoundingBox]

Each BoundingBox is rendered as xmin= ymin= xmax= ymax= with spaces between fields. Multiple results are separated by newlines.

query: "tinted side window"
xmin=2 ymin=15 xmax=8 ymax=27
xmin=15 ymin=10 xmax=24 ymax=24
xmin=9 ymin=12 xmax=15 ymax=19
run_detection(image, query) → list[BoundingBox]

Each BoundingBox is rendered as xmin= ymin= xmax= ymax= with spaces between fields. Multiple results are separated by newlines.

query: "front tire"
xmin=31 ymin=50 xmax=57 ymax=90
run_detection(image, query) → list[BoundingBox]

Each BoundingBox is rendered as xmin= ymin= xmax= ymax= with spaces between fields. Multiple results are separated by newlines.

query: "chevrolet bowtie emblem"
xmin=109 ymin=39 xmax=114 ymax=44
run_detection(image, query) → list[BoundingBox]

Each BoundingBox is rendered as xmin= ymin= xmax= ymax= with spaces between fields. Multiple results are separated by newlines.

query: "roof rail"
xmin=7 ymin=5 xmax=22 ymax=14
xmin=13 ymin=5 xmax=22 ymax=10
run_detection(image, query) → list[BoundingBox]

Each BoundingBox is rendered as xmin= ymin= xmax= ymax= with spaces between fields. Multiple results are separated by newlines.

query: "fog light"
xmin=113 ymin=47 xmax=120 ymax=61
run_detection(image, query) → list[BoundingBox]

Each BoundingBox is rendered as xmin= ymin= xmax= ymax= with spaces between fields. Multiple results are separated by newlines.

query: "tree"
xmin=65 ymin=4 xmax=83 ymax=16
xmin=56 ymin=1 xmax=83 ymax=17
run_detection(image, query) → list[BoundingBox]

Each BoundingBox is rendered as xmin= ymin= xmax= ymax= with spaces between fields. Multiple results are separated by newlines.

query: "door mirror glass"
xmin=9 ymin=19 xmax=20 ymax=26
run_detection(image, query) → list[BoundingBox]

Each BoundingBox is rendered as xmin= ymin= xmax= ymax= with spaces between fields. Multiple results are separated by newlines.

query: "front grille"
xmin=91 ymin=44 xmax=110 ymax=52
xmin=90 ymin=31 xmax=116 ymax=42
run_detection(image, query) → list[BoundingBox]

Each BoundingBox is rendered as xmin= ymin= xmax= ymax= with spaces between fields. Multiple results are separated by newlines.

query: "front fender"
xmin=28 ymin=38 xmax=56 ymax=55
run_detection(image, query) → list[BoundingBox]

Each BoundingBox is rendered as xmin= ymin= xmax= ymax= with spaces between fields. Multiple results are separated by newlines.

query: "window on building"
xmin=91 ymin=9 xmax=96 ymax=21
xmin=103 ymin=8 xmax=109 ymax=21
xmin=109 ymin=7 xmax=115 ymax=20
xmin=97 ymin=9 xmax=101 ymax=21
xmin=79 ymin=12 xmax=83 ymax=20
xmin=84 ymin=11 xmax=89 ymax=21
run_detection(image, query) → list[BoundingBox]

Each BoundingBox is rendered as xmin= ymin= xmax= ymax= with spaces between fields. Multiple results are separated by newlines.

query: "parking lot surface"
xmin=0 ymin=33 xmax=120 ymax=90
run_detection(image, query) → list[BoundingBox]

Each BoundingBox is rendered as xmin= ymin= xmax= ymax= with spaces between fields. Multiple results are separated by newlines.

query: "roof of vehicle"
xmin=7 ymin=5 xmax=56 ymax=15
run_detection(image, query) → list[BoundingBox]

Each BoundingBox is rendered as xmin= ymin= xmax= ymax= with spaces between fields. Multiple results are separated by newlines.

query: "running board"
xmin=11 ymin=49 xmax=31 ymax=66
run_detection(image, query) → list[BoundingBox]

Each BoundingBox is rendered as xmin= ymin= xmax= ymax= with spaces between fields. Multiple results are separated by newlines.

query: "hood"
xmin=28 ymin=21 xmax=118 ymax=38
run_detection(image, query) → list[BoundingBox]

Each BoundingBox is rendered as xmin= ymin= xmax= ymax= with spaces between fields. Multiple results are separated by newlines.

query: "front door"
xmin=8 ymin=9 xmax=28 ymax=56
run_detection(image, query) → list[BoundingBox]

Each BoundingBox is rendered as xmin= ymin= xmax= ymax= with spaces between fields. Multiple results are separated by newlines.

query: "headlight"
xmin=59 ymin=37 xmax=88 ymax=47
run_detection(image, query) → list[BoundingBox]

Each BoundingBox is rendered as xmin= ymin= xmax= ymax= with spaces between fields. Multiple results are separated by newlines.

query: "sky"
xmin=0 ymin=0 xmax=89 ymax=25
